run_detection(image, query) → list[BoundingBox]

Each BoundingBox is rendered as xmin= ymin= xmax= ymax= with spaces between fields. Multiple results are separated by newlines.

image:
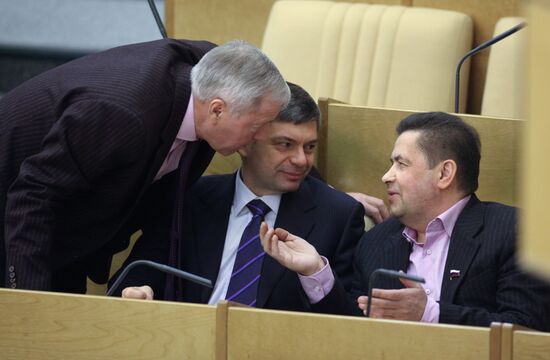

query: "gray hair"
xmin=191 ymin=40 xmax=290 ymax=114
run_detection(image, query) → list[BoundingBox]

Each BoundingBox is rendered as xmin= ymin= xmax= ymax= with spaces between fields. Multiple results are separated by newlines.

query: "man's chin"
xmin=278 ymin=181 xmax=301 ymax=193
xmin=216 ymin=148 xmax=236 ymax=156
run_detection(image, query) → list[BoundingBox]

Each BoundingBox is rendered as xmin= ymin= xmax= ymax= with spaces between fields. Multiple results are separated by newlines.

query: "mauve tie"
xmin=225 ymin=199 xmax=271 ymax=306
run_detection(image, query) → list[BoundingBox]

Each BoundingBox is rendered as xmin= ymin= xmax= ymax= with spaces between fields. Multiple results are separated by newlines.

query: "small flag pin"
xmin=450 ymin=269 xmax=461 ymax=280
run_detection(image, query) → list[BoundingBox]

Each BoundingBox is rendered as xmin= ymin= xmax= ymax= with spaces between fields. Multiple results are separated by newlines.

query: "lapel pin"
xmin=449 ymin=269 xmax=461 ymax=280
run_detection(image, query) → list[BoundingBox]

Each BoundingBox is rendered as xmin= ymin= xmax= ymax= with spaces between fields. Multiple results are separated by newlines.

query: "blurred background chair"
xmin=481 ymin=17 xmax=527 ymax=119
xmin=261 ymin=1 xmax=473 ymax=112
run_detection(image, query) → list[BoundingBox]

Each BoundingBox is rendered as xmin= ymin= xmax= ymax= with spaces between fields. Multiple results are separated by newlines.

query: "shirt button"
xmin=425 ymin=289 xmax=431 ymax=295
xmin=9 ymin=272 xmax=15 ymax=278
xmin=10 ymin=283 xmax=16 ymax=289
xmin=8 ymin=266 xmax=14 ymax=272
xmin=426 ymin=249 xmax=432 ymax=255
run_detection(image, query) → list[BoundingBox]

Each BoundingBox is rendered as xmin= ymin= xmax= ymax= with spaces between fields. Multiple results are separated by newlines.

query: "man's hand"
xmin=121 ymin=285 xmax=154 ymax=300
xmin=357 ymin=278 xmax=427 ymax=320
xmin=346 ymin=192 xmax=390 ymax=224
xmin=260 ymin=222 xmax=324 ymax=276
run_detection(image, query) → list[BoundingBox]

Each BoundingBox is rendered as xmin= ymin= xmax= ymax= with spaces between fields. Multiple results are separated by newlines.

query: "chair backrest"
xmin=481 ymin=17 xmax=527 ymax=119
xmin=261 ymin=1 xmax=473 ymax=112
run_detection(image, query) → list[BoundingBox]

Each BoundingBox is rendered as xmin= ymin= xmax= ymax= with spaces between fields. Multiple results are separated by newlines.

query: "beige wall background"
xmin=166 ymin=0 xmax=520 ymax=115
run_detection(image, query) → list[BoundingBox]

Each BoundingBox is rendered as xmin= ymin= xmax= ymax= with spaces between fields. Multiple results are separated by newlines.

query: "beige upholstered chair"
xmin=261 ymin=1 xmax=473 ymax=112
xmin=481 ymin=17 xmax=526 ymax=119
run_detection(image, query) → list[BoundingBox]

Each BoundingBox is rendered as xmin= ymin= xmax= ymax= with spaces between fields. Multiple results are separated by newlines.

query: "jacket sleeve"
xmin=5 ymin=100 xmax=144 ymax=290
xmin=439 ymin=237 xmax=550 ymax=331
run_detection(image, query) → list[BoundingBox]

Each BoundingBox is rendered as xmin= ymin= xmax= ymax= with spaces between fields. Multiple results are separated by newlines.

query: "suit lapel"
xmin=144 ymin=66 xmax=194 ymax=190
xmin=376 ymin=230 xmax=411 ymax=289
xmin=440 ymin=196 xmax=484 ymax=303
xmin=256 ymin=181 xmax=316 ymax=308
xmin=193 ymin=174 xmax=235 ymax=303
xmin=187 ymin=141 xmax=215 ymax=186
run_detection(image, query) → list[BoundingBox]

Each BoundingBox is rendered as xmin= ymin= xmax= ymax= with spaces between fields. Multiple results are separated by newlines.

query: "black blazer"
xmin=116 ymin=173 xmax=365 ymax=312
xmin=315 ymin=195 xmax=550 ymax=331
xmin=0 ymin=39 xmax=215 ymax=292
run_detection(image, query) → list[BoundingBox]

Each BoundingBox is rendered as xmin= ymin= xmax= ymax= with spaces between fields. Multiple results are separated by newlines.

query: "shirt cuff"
xmin=298 ymin=256 xmax=335 ymax=304
xmin=421 ymin=296 xmax=440 ymax=323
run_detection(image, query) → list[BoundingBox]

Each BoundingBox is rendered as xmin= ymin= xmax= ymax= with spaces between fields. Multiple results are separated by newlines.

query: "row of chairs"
xmin=260 ymin=0 xmax=525 ymax=118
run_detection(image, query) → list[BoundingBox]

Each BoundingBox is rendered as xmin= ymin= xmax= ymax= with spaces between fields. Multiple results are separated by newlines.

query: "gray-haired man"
xmin=0 ymin=39 xmax=289 ymax=293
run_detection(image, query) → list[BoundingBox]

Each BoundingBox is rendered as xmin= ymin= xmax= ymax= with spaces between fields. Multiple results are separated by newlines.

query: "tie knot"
xmin=247 ymin=199 xmax=271 ymax=217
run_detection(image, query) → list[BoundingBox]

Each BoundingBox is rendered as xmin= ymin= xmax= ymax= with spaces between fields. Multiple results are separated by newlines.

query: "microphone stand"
xmin=454 ymin=22 xmax=526 ymax=113
xmin=107 ymin=260 xmax=212 ymax=297
xmin=147 ymin=0 xmax=168 ymax=39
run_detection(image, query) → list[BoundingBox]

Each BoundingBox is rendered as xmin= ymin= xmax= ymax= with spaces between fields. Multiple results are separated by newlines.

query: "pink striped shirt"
xmin=403 ymin=195 xmax=471 ymax=322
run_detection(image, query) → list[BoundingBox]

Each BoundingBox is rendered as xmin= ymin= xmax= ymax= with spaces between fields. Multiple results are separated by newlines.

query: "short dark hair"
xmin=396 ymin=112 xmax=481 ymax=194
xmin=275 ymin=82 xmax=320 ymax=127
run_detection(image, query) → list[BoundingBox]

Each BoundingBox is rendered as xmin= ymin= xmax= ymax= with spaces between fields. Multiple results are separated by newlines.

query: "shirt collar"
xmin=233 ymin=169 xmax=281 ymax=217
xmin=403 ymin=195 xmax=471 ymax=244
xmin=176 ymin=94 xmax=197 ymax=142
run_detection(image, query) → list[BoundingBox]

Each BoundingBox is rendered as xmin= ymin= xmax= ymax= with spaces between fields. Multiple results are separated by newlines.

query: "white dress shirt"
xmin=208 ymin=171 xmax=281 ymax=304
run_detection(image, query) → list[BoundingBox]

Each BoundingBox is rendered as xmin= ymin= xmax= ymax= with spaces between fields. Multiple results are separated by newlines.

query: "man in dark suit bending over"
xmin=120 ymin=83 xmax=368 ymax=311
xmin=262 ymin=112 xmax=550 ymax=330
xmin=0 ymin=39 xmax=290 ymax=293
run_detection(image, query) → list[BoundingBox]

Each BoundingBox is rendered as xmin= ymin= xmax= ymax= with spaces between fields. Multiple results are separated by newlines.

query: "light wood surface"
xmin=323 ymin=104 xmax=522 ymax=206
xmin=519 ymin=0 xmax=550 ymax=280
xmin=513 ymin=330 xmax=550 ymax=360
xmin=165 ymin=0 xmax=275 ymax=47
xmin=226 ymin=307 xmax=499 ymax=360
xmin=0 ymin=289 xmax=217 ymax=360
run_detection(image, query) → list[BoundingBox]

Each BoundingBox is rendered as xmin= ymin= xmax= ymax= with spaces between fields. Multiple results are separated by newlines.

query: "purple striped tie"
xmin=226 ymin=199 xmax=271 ymax=306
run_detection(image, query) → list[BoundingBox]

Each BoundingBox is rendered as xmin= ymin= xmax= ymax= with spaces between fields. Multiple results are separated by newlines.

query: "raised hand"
xmin=346 ymin=192 xmax=390 ymax=224
xmin=259 ymin=222 xmax=324 ymax=276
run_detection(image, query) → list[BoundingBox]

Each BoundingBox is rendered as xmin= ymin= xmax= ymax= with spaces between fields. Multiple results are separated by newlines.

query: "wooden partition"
xmin=0 ymin=289 xmax=220 ymax=360
xmin=500 ymin=323 xmax=550 ymax=360
xmin=5 ymin=289 xmax=549 ymax=360
xmin=320 ymin=103 xmax=523 ymax=206
xmin=512 ymin=331 xmax=550 ymax=360
xmin=226 ymin=307 xmax=502 ymax=360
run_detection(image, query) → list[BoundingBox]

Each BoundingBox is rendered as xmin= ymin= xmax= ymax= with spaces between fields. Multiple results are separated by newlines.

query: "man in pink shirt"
xmin=1 ymin=39 xmax=289 ymax=293
xmin=262 ymin=112 xmax=550 ymax=331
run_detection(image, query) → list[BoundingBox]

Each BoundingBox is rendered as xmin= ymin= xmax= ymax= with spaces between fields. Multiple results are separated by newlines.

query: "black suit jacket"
xmin=315 ymin=195 xmax=550 ymax=331
xmin=116 ymin=173 xmax=365 ymax=312
xmin=0 ymin=39 xmax=216 ymax=292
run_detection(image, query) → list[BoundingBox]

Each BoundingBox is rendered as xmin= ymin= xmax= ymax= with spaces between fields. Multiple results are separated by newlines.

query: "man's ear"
xmin=237 ymin=144 xmax=251 ymax=158
xmin=437 ymin=159 xmax=457 ymax=190
xmin=207 ymin=98 xmax=226 ymax=122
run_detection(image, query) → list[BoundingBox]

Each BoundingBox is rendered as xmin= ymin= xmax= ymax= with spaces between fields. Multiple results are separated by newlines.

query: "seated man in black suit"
xmin=262 ymin=111 xmax=550 ymax=330
xmin=118 ymin=83 xmax=372 ymax=311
